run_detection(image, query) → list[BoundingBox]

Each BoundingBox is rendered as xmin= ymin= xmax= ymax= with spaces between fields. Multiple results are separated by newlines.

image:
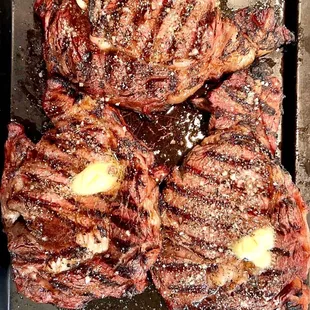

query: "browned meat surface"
xmin=192 ymin=65 xmax=283 ymax=155
xmin=0 ymin=78 xmax=163 ymax=309
xmin=151 ymin=71 xmax=310 ymax=309
xmin=34 ymin=0 xmax=293 ymax=113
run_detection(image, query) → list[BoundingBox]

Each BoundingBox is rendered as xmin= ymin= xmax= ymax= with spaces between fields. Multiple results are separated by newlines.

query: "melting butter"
xmin=231 ymin=227 xmax=275 ymax=269
xmin=71 ymin=160 xmax=124 ymax=196
xmin=76 ymin=0 xmax=88 ymax=10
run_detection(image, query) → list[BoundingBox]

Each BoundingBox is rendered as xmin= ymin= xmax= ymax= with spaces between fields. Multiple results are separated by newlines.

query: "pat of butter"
xmin=231 ymin=227 xmax=275 ymax=269
xmin=76 ymin=0 xmax=88 ymax=10
xmin=71 ymin=161 xmax=123 ymax=196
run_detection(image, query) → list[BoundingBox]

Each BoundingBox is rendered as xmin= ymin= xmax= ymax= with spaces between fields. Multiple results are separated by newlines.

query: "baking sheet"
xmin=5 ymin=0 xmax=304 ymax=309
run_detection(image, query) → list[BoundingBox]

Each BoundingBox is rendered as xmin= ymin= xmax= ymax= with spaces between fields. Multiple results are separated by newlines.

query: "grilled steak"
xmin=192 ymin=64 xmax=283 ymax=155
xmin=0 ymin=78 xmax=164 ymax=309
xmin=151 ymin=70 xmax=310 ymax=309
xmin=34 ymin=0 xmax=293 ymax=113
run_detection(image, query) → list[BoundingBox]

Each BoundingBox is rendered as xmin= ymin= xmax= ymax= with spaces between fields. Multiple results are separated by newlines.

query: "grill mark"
xmin=43 ymin=131 xmax=79 ymax=151
xmin=89 ymin=271 xmax=120 ymax=287
xmin=74 ymin=128 xmax=110 ymax=153
xmin=222 ymin=84 xmax=258 ymax=113
xmin=203 ymin=150 xmax=265 ymax=172
xmin=142 ymin=0 xmax=174 ymax=59
xmin=271 ymin=248 xmax=290 ymax=257
xmin=181 ymin=235 xmax=229 ymax=253
xmin=115 ymin=265 xmax=135 ymax=279
xmin=24 ymin=172 xmax=66 ymax=189
xmin=110 ymin=214 xmax=140 ymax=236
xmin=132 ymin=0 xmax=150 ymax=26
xmin=108 ymin=0 xmax=131 ymax=33
xmin=191 ymin=168 xmax=269 ymax=198
xmin=211 ymin=109 xmax=277 ymax=150
xmin=155 ymin=262 xmax=216 ymax=273
xmin=43 ymin=125 xmax=111 ymax=161
xmin=193 ymin=11 xmax=216 ymax=52
xmin=104 ymin=52 xmax=116 ymax=82
xmin=123 ymin=200 xmax=149 ymax=218
xmin=222 ymin=84 xmax=276 ymax=118
xmin=111 ymin=237 xmax=135 ymax=253
xmin=163 ymin=201 xmax=205 ymax=224
xmin=165 ymin=182 xmax=237 ymax=211
xmin=56 ymin=246 xmax=87 ymax=259
xmin=164 ymin=225 xmax=229 ymax=253
xmin=260 ymin=269 xmax=283 ymax=277
xmin=181 ymin=165 xmax=246 ymax=195
xmin=162 ymin=201 xmax=235 ymax=231
xmin=49 ymin=279 xmax=71 ymax=291
xmin=179 ymin=0 xmax=196 ymax=25
xmin=17 ymin=172 xmax=110 ymax=223
xmin=41 ymin=134 xmax=95 ymax=165
xmin=168 ymin=284 xmax=211 ymax=294
xmin=12 ymin=192 xmax=81 ymax=230
xmin=19 ymin=172 xmax=112 ymax=221
xmin=258 ymin=100 xmax=276 ymax=116
xmin=117 ymin=138 xmax=149 ymax=158
xmin=13 ymin=255 xmax=46 ymax=264
xmin=222 ymin=132 xmax=272 ymax=156
xmin=78 ymin=208 xmax=108 ymax=220
xmin=35 ymin=151 xmax=78 ymax=178
xmin=112 ymin=1 xmax=140 ymax=48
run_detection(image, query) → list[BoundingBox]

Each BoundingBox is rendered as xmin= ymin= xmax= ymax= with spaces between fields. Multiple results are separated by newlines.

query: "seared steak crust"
xmin=34 ymin=0 xmax=293 ymax=113
xmin=192 ymin=65 xmax=283 ymax=155
xmin=151 ymin=71 xmax=310 ymax=310
xmin=1 ymin=79 xmax=162 ymax=309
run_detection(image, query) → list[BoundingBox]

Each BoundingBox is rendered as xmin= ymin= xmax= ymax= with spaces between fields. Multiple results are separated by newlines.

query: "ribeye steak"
xmin=151 ymin=69 xmax=310 ymax=309
xmin=1 ymin=78 xmax=163 ymax=309
xmin=34 ymin=0 xmax=293 ymax=113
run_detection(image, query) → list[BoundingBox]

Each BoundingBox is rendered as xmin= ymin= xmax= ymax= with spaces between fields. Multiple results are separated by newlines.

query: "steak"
xmin=151 ymin=69 xmax=310 ymax=309
xmin=0 ymin=78 xmax=164 ymax=309
xmin=34 ymin=0 xmax=293 ymax=113
xmin=192 ymin=64 xmax=283 ymax=155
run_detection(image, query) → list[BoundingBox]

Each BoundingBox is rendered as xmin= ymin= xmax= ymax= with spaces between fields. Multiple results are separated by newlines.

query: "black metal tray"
xmin=0 ymin=0 xmax=307 ymax=309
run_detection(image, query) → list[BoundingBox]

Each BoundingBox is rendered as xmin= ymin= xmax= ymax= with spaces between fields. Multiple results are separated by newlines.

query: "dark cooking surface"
xmin=0 ymin=0 xmax=11 ymax=309
xmin=3 ymin=0 xmax=306 ymax=309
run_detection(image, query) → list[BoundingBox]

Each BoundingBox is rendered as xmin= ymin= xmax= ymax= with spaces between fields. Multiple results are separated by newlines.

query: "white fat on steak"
xmin=76 ymin=228 xmax=109 ymax=254
xmin=90 ymin=35 xmax=113 ymax=51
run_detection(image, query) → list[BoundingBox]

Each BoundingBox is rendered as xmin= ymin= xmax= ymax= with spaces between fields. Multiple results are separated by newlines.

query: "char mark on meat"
xmin=0 ymin=78 xmax=163 ymax=309
xmin=34 ymin=0 xmax=293 ymax=113
xmin=192 ymin=64 xmax=283 ymax=155
xmin=151 ymin=68 xmax=310 ymax=310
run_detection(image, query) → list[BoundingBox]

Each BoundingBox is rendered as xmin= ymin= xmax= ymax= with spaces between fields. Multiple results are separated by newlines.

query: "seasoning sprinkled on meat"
xmin=192 ymin=64 xmax=283 ymax=155
xmin=151 ymin=69 xmax=310 ymax=310
xmin=0 ymin=78 xmax=164 ymax=309
xmin=34 ymin=0 xmax=293 ymax=113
